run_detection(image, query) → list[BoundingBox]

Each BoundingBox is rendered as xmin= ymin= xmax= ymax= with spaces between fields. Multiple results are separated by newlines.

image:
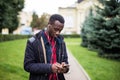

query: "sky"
xmin=23 ymin=0 xmax=77 ymax=16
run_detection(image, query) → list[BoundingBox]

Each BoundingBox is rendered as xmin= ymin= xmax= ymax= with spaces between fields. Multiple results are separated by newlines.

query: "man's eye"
xmin=54 ymin=28 xmax=58 ymax=31
xmin=53 ymin=27 xmax=62 ymax=32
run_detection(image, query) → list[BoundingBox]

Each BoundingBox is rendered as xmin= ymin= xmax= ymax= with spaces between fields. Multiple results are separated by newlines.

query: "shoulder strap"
xmin=41 ymin=36 xmax=47 ymax=64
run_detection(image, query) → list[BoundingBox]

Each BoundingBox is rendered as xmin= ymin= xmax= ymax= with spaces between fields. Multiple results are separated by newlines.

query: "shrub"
xmin=0 ymin=34 xmax=32 ymax=42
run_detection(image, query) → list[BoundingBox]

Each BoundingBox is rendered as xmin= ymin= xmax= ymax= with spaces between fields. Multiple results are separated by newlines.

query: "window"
xmin=64 ymin=16 xmax=74 ymax=28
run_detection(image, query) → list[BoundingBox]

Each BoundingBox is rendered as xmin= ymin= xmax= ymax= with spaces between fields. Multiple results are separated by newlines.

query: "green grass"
xmin=0 ymin=39 xmax=29 ymax=80
xmin=65 ymin=38 xmax=120 ymax=80
xmin=0 ymin=38 xmax=120 ymax=80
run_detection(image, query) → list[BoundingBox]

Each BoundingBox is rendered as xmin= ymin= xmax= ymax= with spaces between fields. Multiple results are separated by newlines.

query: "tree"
xmin=89 ymin=0 xmax=120 ymax=58
xmin=81 ymin=8 xmax=95 ymax=49
xmin=0 ymin=0 xmax=24 ymax=33
xmin=30 ymin=12 xmax=39 ymax=28
xmin=39 ymin=13 xmax=50 ymax=29
xmin=30 ymin=13 xmax=50 ymax=29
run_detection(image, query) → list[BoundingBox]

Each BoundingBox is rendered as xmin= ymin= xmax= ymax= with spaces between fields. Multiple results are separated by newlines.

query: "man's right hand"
xmin=51 ymin=62 xmax=61 ymax=73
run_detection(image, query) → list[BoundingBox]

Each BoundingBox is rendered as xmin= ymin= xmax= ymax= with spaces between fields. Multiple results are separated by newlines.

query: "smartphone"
xmin=63 ymin=64 xmax=69 ymax=68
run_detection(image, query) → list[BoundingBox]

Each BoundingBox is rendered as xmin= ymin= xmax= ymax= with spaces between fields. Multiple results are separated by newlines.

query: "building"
xmin=59 ymin=0 xmax=99 ymax=34
xmin=13 ymin=11 xmax=33 ymax=34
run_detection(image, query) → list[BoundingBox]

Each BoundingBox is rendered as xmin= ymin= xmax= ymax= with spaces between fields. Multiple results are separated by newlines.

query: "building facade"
xmin=59 ymin=0 xmax=99 ymax=34
xmin=13 ymin=11 xmax=33 ymax=34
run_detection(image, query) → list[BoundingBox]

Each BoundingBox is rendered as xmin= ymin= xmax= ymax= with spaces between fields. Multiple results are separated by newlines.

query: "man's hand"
xmin=51 ymin=62 xmax=61 ymax=73
xmin=57 ymin=62 xmax=69 ymax=73
xmin=51 ymin=62 xmax=69 ymax=73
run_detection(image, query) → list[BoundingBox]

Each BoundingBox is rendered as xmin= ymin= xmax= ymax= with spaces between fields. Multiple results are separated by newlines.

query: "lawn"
xmin=0 ymin=39 xmax=29 ymax=80
xmin=0 ymin=38 xmax=120 ymax=80
xmin=65 ymin=38 xmax=120 ymax=80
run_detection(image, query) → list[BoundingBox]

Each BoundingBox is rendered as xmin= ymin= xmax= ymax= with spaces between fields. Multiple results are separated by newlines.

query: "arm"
xmin=62 ymin=41 xmax=69 ymax=64
xmin=24 ymin=39 xmax=52 ymax=74
xmin=60 ymin=41 xmax=69 ymax=73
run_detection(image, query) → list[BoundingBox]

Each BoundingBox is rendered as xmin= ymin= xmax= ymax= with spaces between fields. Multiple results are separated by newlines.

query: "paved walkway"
xmin=64 ymin=50 xmax=91 ymax=80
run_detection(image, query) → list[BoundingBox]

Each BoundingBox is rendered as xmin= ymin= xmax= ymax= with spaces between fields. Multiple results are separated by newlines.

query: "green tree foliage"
xmin=30 ymin=13 xmax=50 ymax=29
xmin=93 ymin=0 xmax=120 ymax=57
xmin=0 ymin=0 xmax=24 ymax=33
xmin=81 ymin=9 xmax=98 ymax=51
xmin=81 ymin=0 xmax=120 ymax=58
xmin=39 ymin=13 xmax=50 ymax=29
xmin=30 ymin=12 xmax=39 ymax=28
xmin=81 ymin=9 xmax=95 ymax=48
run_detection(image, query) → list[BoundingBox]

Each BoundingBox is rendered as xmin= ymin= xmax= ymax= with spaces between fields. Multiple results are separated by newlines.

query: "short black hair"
xmin=49 ymin=14 xmax=65 ymax=24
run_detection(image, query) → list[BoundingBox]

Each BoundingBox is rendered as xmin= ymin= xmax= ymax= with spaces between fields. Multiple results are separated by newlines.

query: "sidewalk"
xmin=64 ymin=50 xmax=91 ymax=80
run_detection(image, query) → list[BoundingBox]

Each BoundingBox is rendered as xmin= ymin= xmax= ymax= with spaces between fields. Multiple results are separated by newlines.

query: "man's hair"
xmin=49 ymin=14 xmax=65 ymax=24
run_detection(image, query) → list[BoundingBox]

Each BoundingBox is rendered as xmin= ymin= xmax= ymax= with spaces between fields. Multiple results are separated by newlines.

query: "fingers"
xmin=51 ymin=62 xmax=69 ymax=73
xmin=61 ymin=62 xmax=69 ymax=68
xmin=51 ymin=62 xmax=61 ymax=73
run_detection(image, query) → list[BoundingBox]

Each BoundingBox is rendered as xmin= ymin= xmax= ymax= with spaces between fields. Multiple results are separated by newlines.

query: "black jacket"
xmin=24 ymin=30 xmax=69 ymax=80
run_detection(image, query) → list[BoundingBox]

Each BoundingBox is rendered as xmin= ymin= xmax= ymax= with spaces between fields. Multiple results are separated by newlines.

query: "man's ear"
xmin=47 ymin=24 xmax=51 ymax=30
xmin=48 ymin=24 xmax=52 ymax=28
xmin=48 ymin=24 xmax=50 ymax=27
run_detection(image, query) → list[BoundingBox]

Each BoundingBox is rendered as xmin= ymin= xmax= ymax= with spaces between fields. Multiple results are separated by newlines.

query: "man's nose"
xmin=56 ymin=31 xmax=60 ymax=35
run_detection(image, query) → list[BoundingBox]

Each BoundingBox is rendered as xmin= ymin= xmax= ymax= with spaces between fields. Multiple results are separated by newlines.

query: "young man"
xmin=24 ymin=14 xmax=69 ymax=80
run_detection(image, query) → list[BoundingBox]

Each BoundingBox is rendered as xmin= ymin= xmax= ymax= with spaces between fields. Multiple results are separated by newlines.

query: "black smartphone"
xmin=63 ymin=64 xmax=69 ymax=68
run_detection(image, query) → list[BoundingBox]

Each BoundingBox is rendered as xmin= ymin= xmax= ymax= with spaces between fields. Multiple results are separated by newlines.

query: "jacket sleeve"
xmin=24 ymin=39 xmax=52 ymax=74
xmin=62 ymin=41 xmax=69 ymax=64
xmin=62 ymin=41 xmax=69 ymax=73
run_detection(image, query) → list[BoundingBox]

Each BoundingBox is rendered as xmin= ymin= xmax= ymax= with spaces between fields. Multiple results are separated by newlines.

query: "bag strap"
xmin=41 ymin=36 xmax=47 ymax=64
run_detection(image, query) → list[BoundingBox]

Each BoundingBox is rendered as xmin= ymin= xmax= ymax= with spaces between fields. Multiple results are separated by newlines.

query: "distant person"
xmin=24 ymin=14 xmax=69 ymax=80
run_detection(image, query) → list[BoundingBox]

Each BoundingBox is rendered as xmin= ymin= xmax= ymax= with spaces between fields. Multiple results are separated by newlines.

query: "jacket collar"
xmin=40 ymin=30 xmax=63 ymax=45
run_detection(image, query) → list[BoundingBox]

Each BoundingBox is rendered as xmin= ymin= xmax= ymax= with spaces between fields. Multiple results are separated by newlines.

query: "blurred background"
xmin=0 ymin=0 xmax=100 ymax=35
xmin=0 ymin=0 xmax=120 ymax=80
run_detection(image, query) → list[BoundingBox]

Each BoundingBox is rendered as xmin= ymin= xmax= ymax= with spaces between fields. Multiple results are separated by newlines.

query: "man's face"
xmin=49 ymin=20 xmax=64 ymax=37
